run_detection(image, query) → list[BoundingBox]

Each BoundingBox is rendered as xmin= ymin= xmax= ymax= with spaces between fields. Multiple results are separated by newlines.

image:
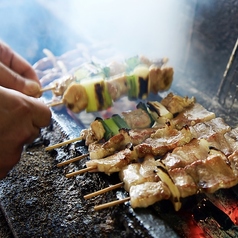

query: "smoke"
xmin=39 ymin=0 xmax=197 ymax=67
xmin=0 ymin=0 xmax=197 ymax=68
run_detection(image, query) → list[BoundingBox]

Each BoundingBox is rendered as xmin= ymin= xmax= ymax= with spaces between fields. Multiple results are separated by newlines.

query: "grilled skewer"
xmin=45 ymin=93 xmax=195 ymax=150
xmin=43 ymin=56 xmax=173 ymax=113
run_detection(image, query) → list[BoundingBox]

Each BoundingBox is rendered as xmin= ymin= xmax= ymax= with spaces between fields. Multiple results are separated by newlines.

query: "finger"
xmin=0 ymin=62 xmax=41 ymax=97
xmin=0 ymin=41 xmax=39 ymax=82
xmin=29 ymin=97 xmax=52 ymax=128
xmin=25 ymin=127 xmax=41 ymax=144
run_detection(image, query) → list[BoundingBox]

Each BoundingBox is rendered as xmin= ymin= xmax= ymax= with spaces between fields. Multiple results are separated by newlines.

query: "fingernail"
xmin=24 ymin=80 xmax=41 ymax=97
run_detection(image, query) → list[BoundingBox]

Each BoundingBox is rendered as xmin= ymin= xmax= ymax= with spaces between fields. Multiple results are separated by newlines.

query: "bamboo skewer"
xmin=47 ymin=100 xmax=64 ymax=108
xmin=84 ymin=182 xmax=124 ymax=200
xmin=217 ymin=38 xmax=238 ymax=97
xmin=45 ymin=136 xmax=83 ymax=151
xmin=40 ymin=85 xmax=56 ymax=93
xmin=57 ymin=153 xmax=89 ymax=167
xmin=66 ymin=166 xmax=96 ymax=178
xmin=94 ymin=197 xmax=130 ymax=211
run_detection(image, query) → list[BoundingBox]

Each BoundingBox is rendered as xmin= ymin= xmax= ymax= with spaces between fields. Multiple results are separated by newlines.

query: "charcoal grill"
xmin=1 ymin=0 xmax=238 ymax=237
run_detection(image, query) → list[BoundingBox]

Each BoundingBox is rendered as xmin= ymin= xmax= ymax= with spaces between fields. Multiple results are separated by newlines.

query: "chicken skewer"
xmin=41 ymin=55 xmax=169 ymax=96
xmin=45 ymin=61 xmax=174 ymax=114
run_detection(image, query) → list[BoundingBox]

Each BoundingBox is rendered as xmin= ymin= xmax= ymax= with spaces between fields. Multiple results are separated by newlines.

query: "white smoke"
xmin=38 ymin=0 xmax=196 ymax=68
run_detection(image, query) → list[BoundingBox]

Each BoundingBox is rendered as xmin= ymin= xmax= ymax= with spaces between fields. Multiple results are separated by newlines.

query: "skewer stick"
xmin=66 ymin=166 xmax=96 ymax=178
xmin=84 ymin=182 xmax=124 ymax=200
xmin=94 ymin=197 xmax=130 ymax=211
xmin=57 ymin=153 xmax=89 ymax=167
xmin=217 ymin=38 xmax=238 ymax=97
xmin=223 ymin=38 xmax=238 ymax=79
xmin=47 ymin=100 xmax=64 ymax=108
xmin=45 ymin=136 xmax=83 ymax=151
xmin=40 ymin=85 xmax=56 ymax=93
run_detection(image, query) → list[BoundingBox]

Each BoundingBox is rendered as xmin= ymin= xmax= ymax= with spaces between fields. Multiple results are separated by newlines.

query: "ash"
xmin=0 ymin=120 xmax=158 ymax=238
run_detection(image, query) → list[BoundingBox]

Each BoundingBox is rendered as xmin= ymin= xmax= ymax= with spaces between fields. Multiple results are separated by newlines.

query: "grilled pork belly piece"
xmin=119 ymin=155 xmax=159 ymax=192
xmin=227 ymin=150 xmax=238 ymax=177
xmin=86 ymin=148 xmax=136 ymax=175
xmin=87 ymin=124 xmax=195 ymax=173
xmin=162 ymin=138 xmax=210 ymax=170
xmin=192 ymin=117 xmax=232 ymax=156
xmin=185 ymin=149 xmax=238 ymax=193
xmin=170 ymin=103 xmax=215 ymax=129
xmin=168 ymin=168 xmax=198 ymax=198
xmin=224 ymin=127 xmax=238 ymax=152
xmin=128 ymin=127 xmax=158 ymax=145
xmin=135 ymin=124 xmax=194 ymax=158
xmin=192 ymin=117 xmax=231 ymax=138
xmin=130 ymin=181 xmax=171 ymax=208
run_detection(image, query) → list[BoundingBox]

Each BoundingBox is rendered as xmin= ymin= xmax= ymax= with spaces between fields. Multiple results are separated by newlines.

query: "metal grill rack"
xmin=216 ymin=39 xmax=238 ymax=126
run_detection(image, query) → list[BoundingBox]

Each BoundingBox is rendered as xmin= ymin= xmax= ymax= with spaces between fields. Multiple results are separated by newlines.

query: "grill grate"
xmin=217 ymin=38 xmax=238 ymax=123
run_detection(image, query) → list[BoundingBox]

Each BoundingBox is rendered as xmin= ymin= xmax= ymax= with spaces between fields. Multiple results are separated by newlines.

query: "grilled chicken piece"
xmin=81 ymin=120 xmax=106 ymax=146
xmin=130 ymin=181 xmax=171 ymax=208
xmin=170 ymin=103 xmax=215 ymax=129
xmin=89 ymin=131 xmax=131 ymax=160
xmin=106 ymin=74 xmax=129 ymax=101
xmin=122 ymin=108 xmax=152 ymax=129
xmin=88 ymin=128 xmax=158 ymax=160
xmin=148 ymin=66 xmax=174 ymax=93
xmin=63 ymin=83 xmax=88 ymax=113
xmin=52 ymin=75 xmax=75 ymax=96
xmin=161 ymin=92 xmax=195 ymax=114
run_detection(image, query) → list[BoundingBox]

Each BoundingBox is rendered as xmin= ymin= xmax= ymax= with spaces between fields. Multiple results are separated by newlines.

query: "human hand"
xmin=0 ymin=86 xmax=51 ymax=179
xmin=0 ymin=41 xmax=41 ymax=97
